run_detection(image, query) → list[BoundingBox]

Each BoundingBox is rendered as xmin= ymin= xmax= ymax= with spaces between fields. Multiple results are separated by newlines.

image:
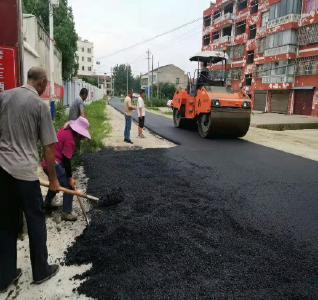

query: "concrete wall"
xmin=23 ymin=15 xmax=62 ymax=85
xmin=77 ymin=37 xmax=94 ymax=76
xmin=63 ymin=78 xmax=104 ymax=107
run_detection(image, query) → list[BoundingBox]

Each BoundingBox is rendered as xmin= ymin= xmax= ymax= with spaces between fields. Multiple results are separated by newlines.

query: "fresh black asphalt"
xmin=65 ymin=98 xmax=318 ymax=299
xmin=110 ymin=97 xmax=318 ymax=244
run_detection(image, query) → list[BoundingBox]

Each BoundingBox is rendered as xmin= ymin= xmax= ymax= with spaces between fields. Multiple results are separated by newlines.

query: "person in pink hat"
xmin=42 ymin=117 xmax=91 ymax=221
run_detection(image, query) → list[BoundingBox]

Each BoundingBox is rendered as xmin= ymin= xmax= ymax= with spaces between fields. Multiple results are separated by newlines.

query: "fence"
xmin=62 ymin=78 xmax=105 ymax=107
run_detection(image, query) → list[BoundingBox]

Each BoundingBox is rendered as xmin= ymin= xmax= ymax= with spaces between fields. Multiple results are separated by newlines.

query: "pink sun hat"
xmin=65 ymin=117 xmax=91 ymax=140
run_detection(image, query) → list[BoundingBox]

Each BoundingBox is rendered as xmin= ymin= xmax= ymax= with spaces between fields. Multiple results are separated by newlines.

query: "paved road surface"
xmin=111 ymin=98 xmax=318 ymax=246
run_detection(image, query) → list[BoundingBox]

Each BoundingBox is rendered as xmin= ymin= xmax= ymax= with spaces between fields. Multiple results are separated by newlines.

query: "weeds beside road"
xmin=52 ymin=99 xmax=111 ymax=166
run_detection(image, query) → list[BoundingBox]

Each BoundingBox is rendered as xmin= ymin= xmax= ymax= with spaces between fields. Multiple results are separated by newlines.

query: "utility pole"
xmin=110 ymin=67 xmax=113 ymax=97
xmin=151 ymin=55 xmax=154 ymax=106
xmin=49 ymin=0 xmax=56 ymax=119
xmin=146 ymin=50 xmax=151 ymax=99
xmin=127 ymin=64 xmax=129 ymax=96
xmin=157 ymin=62 xmax=160 ymax=99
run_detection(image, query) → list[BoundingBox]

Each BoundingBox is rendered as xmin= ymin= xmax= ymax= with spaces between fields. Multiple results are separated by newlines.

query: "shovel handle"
xmin=40 ymin=181 xmax=99 ymax=202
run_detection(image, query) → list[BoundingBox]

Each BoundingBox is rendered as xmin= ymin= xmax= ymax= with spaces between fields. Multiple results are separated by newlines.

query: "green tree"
xmin=151 ymin=82 xmax=176 ymax=99
xmin=23 ymin=0 xmax=78 ymax=80
xmin=113 ymin=64 xmax=141 ymax=96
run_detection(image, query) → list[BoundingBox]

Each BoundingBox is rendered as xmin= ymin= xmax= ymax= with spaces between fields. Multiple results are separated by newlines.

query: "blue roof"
xmin=292 ymin=86 xmax=315 ymax=90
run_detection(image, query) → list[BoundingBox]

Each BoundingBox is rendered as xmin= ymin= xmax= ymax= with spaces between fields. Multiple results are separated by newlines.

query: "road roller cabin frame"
xmin=172 ymin=51 xmax=252 ymax=138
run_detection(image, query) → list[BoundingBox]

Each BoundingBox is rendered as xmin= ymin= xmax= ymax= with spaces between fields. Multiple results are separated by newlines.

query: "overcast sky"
xmin=68 ymin=0 xmax=211 ymax=77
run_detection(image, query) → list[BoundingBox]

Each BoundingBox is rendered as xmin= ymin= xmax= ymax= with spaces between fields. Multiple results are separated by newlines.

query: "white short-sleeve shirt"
xmin=137 ymin=97 xmax=145 ymax=117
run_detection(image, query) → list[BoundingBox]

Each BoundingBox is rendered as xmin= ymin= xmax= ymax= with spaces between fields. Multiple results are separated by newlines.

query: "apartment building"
xmin=77 ymin=37 xmax=94 ymax=76
xmin=202 ymin=0 xmax=318 ymax=117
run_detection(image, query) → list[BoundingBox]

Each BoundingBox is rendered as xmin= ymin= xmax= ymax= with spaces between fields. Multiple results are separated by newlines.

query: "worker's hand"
xmin=68 ymin=177 xmax=76 ymax=190
xmin=49 ymin=178 xmax=60 ymax=193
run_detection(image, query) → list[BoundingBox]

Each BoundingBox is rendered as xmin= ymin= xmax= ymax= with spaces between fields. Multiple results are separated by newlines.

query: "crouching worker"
xmin=42 ymin=117 xmax=91 ymax=221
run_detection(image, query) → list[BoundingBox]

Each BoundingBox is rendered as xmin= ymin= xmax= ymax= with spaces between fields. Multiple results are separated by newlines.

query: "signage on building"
xmin=313 ymin=89 xmax=318 ymax=109
xmin=0 ymin=46 xmax=18 ymax=93
xmin=41 ymin=81 xmax=64 ymax=100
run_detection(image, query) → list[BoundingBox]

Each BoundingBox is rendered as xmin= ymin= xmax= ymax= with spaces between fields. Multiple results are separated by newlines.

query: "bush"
xmin=145 ymin=98 xmax=167 ymax=107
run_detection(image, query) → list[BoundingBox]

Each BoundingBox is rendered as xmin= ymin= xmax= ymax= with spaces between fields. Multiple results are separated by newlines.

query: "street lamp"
xmin=48 ymin=0 xmax=59 ymax=119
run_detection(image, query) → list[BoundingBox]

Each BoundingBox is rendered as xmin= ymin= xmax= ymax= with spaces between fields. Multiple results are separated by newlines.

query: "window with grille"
xmin=296 ymin=56 xmax=318 ymax=75
xmin=247 ymin=51 xmax=254 ymax=64
xmin=249 ymin=24 xmax=257 ymax=39
xmin=88 ymin=57 xmax=92 ymax=62
xmin=223 ymin=26 xmax=232 ymax=37
xmin=224 ymin=3 xmax=234 ymax=14
xmin=213 ymin=31 xmax=220 ymax=41
xmin=231 ymin=67 xmax=243 ymax=80
xmin=269 ymin=0 xmax=302 ymax=21
xmin=88 ymin=67 xmax=92 ymax=72
xmin=251 ymin=0 xmax=259 ymax=14
xmin=87 ymin=48 xmax=92 ymax=53
xmin=82 ymin=66 xmax=85 ymax=71
xmin=214 ymin=10 xmax=221 ymax=19
xmin=204 ymin=15 xmax=211 ymax=27
xmin=266 ymin=29 xmax=298 ymax=49
xmin=236 ymin=20 xmax=246 ymax=35
xmin=238 ymin=0 xmax=247 ymax=11
xmin=245 ymin=74 xmax=253 ymax=86
xmin=263 ymin=60 xmax=295 ymax=76
xmin=203 ymin=34 xmax=211 ymax=46
xmin=298 ymin=23 xmax=318 ymax=45
xmin=262 ymin=11 xmax=269 ymax=27
xmin=82 ymin=47 xmax=84 ymax=52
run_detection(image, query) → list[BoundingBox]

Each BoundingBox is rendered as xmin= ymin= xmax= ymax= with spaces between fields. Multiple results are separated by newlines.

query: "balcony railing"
xmin=214 ymin=13 xmax=233 ymax=25
xmin=213 ymin=35 xmax=233 ymax=45
xmin=264 ymin=45 xmax=298 ymax=57
xmin=267 ymin=14 xmax=301 ymax=29
xmin=262 ymin=74 xmax=294 ymax=84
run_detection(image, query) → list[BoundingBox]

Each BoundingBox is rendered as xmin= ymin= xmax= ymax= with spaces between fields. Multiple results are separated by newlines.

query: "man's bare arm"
xmin=80 ymin=109 xmax=85 ymax=118
xmin=43 ymin=144 xmax=60 ymax=192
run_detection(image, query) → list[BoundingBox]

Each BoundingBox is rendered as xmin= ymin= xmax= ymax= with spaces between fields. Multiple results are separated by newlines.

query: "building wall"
xmin=141 ymin=64 xmax=188 ymax=90
xmin=23 ymin=15 xmax=62 ymax=86
xmin=202 ymin=0 xmax=318 ymax=117
xmin=77 ymin=37 xmax=94 ymax=76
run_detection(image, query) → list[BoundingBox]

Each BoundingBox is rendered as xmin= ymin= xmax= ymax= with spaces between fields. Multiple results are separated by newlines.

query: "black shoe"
xmin=0 ymin=268 xmax=22 ymax=293
xmin=124 ymin=138 xmax=128 ymax=142
xmin=127 ymin=140 xmax=133 ymax=144
xmin=33 ymin=264 xmax=60 ymax=284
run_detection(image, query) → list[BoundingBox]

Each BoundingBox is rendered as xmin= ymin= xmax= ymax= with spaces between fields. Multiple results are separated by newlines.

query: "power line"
xmin=96 ymin=17 xmax=203 ymax=60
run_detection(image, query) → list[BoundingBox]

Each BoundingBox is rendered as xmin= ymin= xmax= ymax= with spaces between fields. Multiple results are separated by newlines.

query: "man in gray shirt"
xmin=0 ymin=67 xmax=61 ymax=292
xmin=69 ymin=88 xmax=88 ymax=121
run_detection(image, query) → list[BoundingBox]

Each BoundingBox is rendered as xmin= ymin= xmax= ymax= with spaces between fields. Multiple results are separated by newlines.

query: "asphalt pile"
xmin=65 ymin=148 xmax=318 ymax=300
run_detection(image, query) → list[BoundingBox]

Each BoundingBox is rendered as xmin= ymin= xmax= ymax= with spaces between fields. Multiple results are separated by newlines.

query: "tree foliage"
xmin=151 ymin=82 xmax=177 ymax=100
xmin=23 ymin=0 xmax=78 ymax=80
xmin=79 ymin=76 xmax=99 ymax=87
xmin=113 ymin=64 xmax=141 ymax=96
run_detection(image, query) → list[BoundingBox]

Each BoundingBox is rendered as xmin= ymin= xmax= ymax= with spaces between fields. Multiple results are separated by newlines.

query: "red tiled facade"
xmin=202 ymin=0 xmax=318 ymax=117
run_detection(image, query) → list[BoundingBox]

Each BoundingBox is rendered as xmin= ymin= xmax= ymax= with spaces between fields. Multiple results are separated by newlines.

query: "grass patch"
xmin=81 ymin=100 xmax=111 ymax=154
xmin=147 ymin=107 xmax=160 ymax=111
xmin=164 ymin=111 xmax=173 ymax=115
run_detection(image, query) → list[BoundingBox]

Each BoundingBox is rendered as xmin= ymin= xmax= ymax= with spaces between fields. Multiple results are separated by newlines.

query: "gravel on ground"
xmin=65 ymin=148 xmax=318 ymax=300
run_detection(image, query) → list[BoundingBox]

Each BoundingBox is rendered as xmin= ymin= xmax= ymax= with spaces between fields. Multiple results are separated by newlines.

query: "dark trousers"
xmin=124 ymin=115 xmax=132 ymax=140
xmin=44 ymin=163 xmax=73 ymax=213
xmin=0 ymin=167 xmax=50 ymax=286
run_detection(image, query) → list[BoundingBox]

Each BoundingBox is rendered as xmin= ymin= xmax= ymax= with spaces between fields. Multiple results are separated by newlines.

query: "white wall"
xmin=23 ymin=15 xmax=62 ymax=85
xmin=63 ymin=78 xmax=104 ymax=107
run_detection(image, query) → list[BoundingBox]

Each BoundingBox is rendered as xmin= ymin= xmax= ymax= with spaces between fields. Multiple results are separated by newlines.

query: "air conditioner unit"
xmin=50 ymin=0 xmax=59 ymax=7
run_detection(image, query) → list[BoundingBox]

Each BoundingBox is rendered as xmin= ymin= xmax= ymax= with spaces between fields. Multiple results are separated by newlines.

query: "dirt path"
xmin=103 ymin=104 xmax=175 ymax=149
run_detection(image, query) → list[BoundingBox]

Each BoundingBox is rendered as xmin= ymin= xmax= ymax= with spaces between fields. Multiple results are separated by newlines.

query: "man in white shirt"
xmin=137 ymin=90 xmax=146 ymax=138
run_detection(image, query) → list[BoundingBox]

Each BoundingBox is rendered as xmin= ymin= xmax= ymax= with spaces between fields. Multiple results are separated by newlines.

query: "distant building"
xmin=98 ymin=75 xmax=113 ymax=96
xmin=77 ymin=37 xmax=94 ymax=76
xmin=141 ymin=64 xmax=188 ymax=91
xmin=202 ymin=0 xmax=318 ymax=117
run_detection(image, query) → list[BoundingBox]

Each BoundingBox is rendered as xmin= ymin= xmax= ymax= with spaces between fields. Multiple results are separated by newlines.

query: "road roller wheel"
xmin=173 ymin=108 xmax=183 ymax=128
xmin=197 ymin=113 xmax=212 ymax=138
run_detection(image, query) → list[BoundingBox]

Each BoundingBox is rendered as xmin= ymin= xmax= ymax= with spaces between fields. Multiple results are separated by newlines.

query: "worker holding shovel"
xmin=42 ymin=117 xmax=91 ymax=221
